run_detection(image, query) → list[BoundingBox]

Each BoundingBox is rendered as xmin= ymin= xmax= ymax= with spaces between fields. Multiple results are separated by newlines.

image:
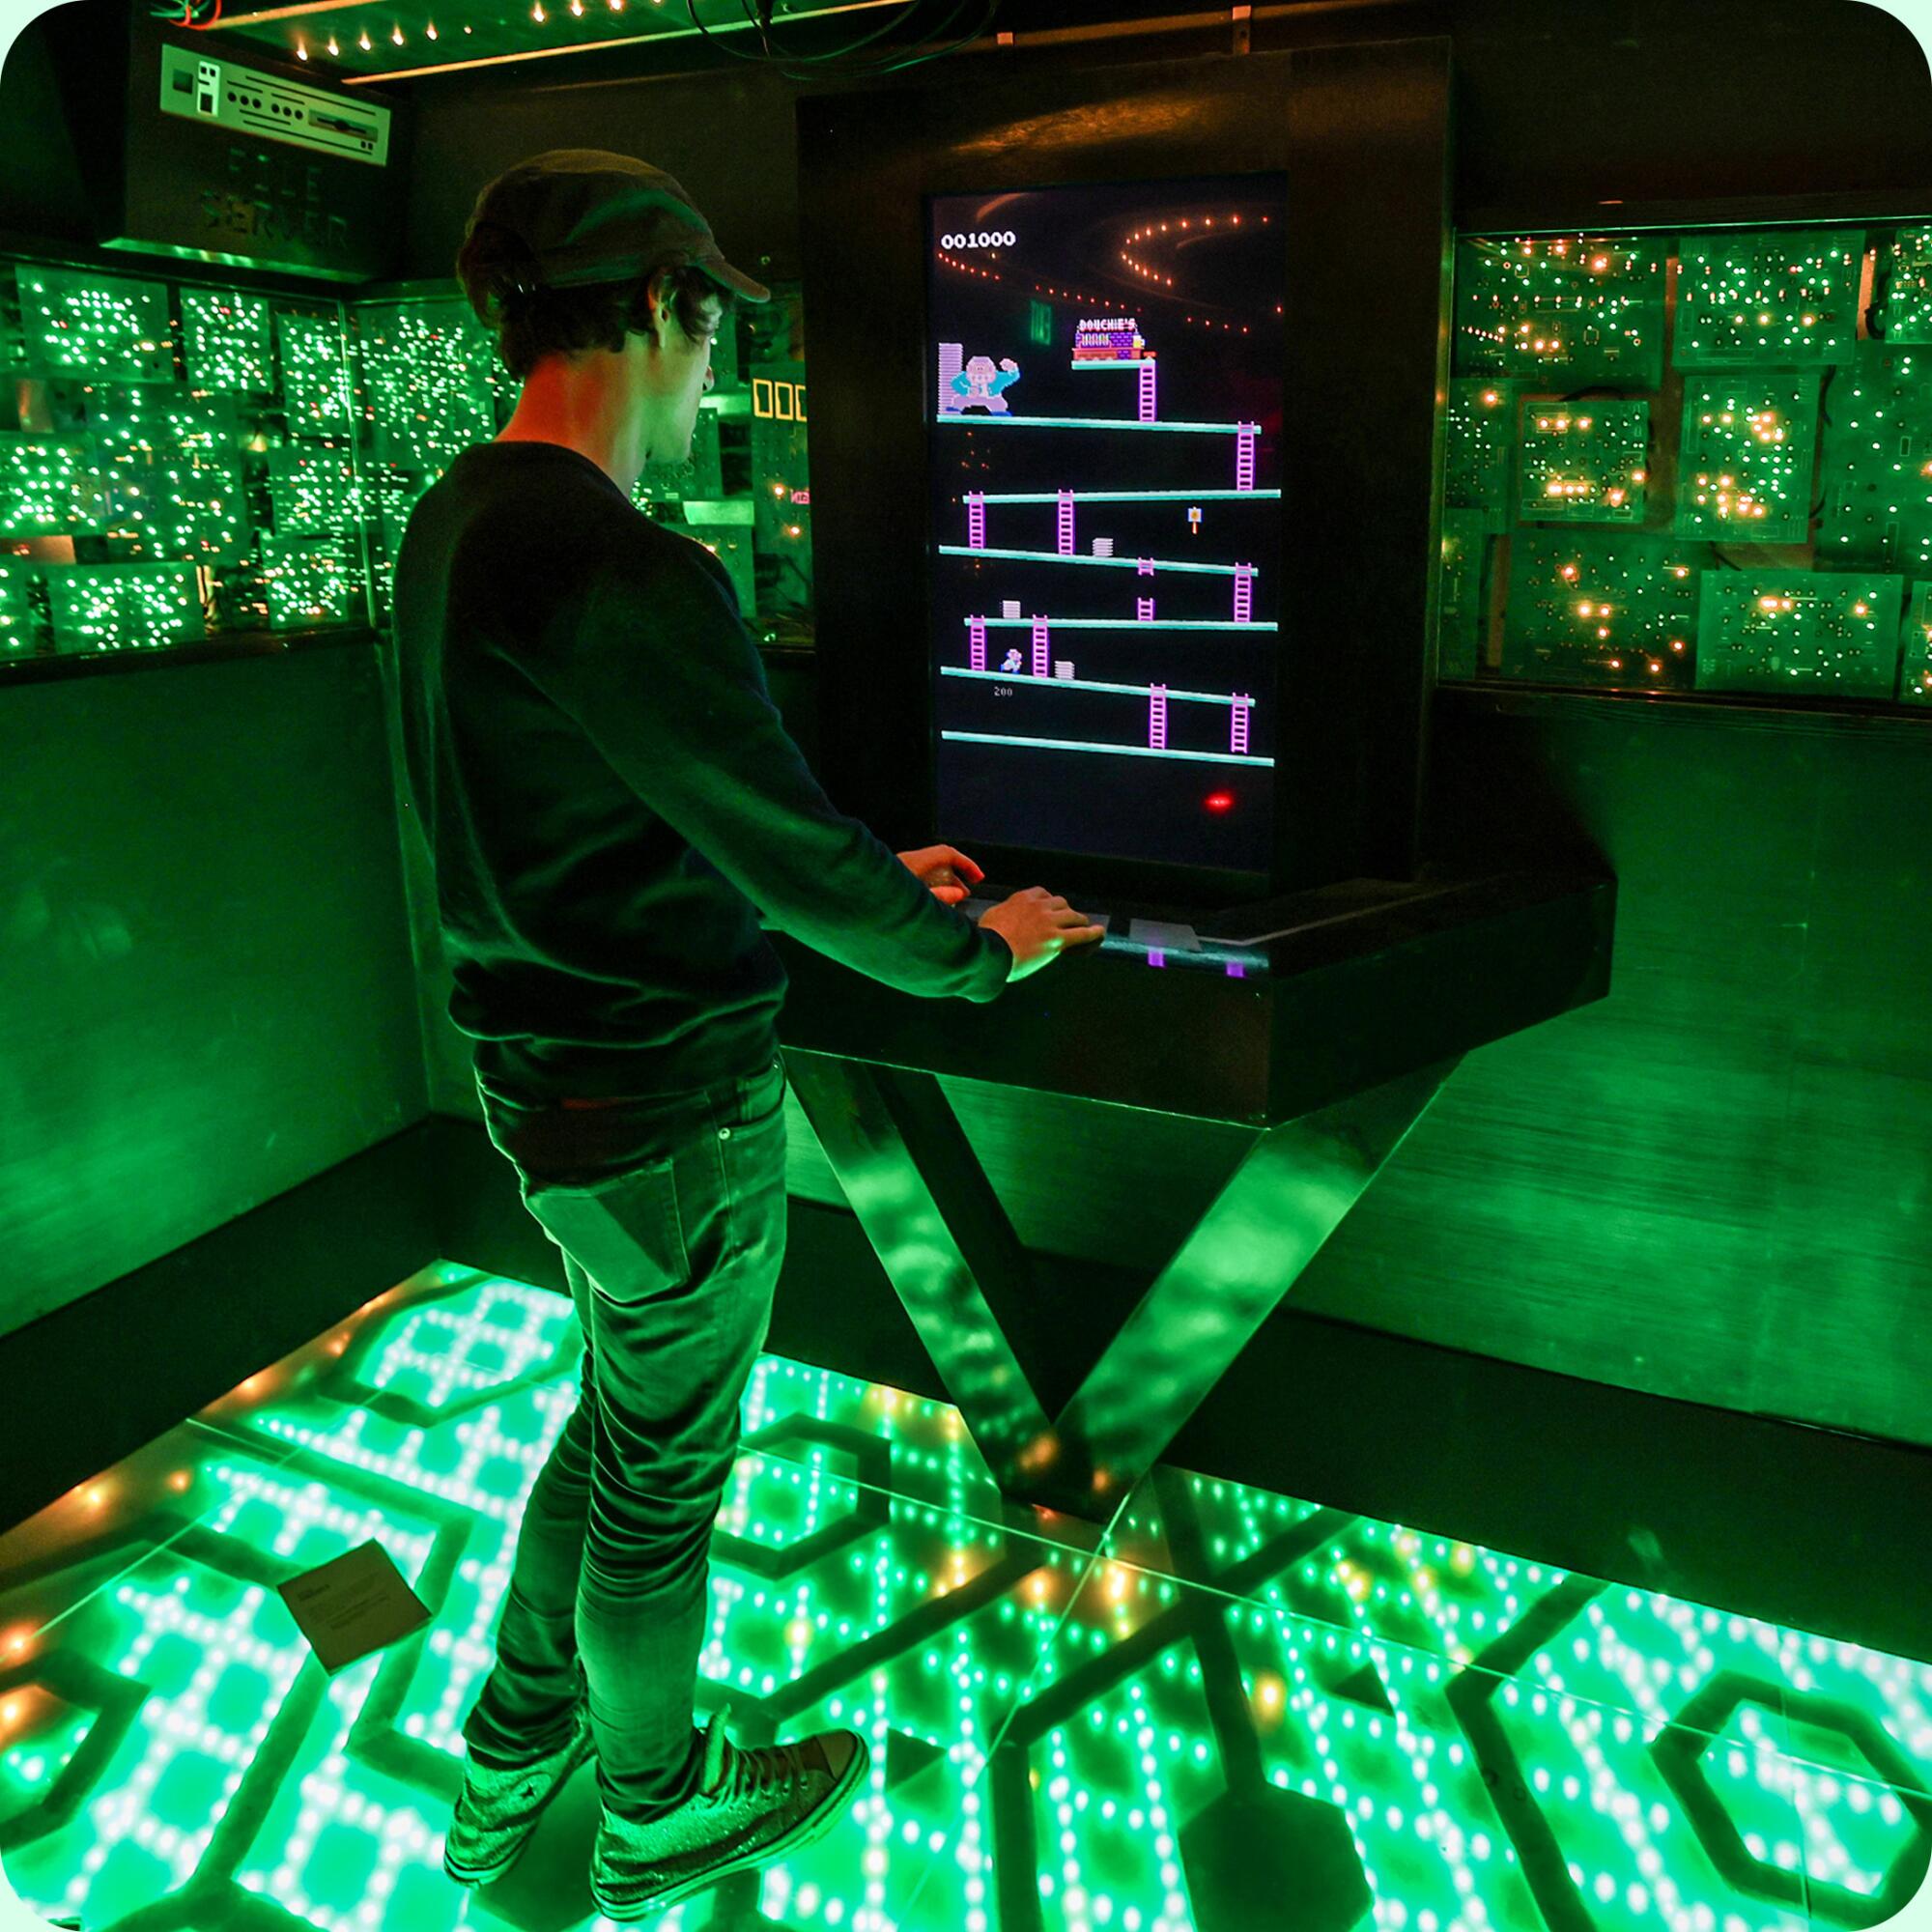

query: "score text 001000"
xmin=940 ymin=231 xmax=1015 ymax=250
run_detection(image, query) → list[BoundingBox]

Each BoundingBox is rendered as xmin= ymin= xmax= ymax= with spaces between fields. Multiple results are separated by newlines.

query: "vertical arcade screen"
xmin=927 ymin=175 xmax=1286 ymax=875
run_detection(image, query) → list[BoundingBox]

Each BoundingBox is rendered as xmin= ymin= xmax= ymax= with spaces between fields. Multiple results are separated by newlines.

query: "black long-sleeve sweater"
xmin=392 ymin=439 xmax=1010 ymax=1102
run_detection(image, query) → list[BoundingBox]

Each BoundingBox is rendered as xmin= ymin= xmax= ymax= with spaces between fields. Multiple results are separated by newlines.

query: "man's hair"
xmin=455 ymin=225 xmax=735 ymax=381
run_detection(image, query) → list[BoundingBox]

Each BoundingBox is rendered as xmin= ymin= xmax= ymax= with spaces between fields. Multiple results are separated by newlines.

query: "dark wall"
xmin=0 ymin=643 xmax=428 ymax=1339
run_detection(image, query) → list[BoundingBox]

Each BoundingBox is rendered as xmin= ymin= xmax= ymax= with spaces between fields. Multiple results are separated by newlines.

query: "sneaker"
xmin=589 ymin=1704 xmax=868 ymax=1920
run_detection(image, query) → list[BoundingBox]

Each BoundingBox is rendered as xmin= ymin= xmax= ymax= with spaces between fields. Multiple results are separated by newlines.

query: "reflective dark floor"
xmin=1 ymin=1264 xmax=1927 ymax=1931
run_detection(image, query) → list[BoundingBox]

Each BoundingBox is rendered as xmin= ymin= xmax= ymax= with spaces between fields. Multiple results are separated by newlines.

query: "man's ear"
xmin=642 ymin=269 xmax=675 ymax=337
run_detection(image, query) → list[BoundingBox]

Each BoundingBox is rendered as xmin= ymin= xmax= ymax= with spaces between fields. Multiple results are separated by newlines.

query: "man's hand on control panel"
xmin=895 ymin=845 xmax=1106 ymax=984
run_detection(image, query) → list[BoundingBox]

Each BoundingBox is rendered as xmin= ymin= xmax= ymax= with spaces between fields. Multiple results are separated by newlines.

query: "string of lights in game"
xmin=0 ymin=258 xmax=812 ymax=660
xmin=1442 ymin=224 xmax=1932 ymax=705
xmin=927 ymin=178 xmax=1288 ymax=873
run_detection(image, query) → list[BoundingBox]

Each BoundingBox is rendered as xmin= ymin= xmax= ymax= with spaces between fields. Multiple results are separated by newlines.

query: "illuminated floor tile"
xmin=1098 ymin=1463 xmax=1932 ymax=1794
xmin=895 ymin=1537 xmax=1830 ymax=1932
xmin=2 ymin=1262 xmax=1927 ymax=1930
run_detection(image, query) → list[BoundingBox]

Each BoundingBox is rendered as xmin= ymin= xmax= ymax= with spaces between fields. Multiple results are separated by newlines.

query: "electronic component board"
xmin=1695 ymin=569 xmax=1903 ymax=696
xmin=180 ymin=288 xmax=275 ymax=393
xmin=261 ymin=535 xmax=360 ymax=630
xmin=1517 ymin=399 xmax=1649 ymax=525
xmin=684 ymin=514 xmax=756 ymax=617
xmin=1454 ymin=235 xmax=1665 ymax=388
xmin=72 ymin=385 xmax=235 ymax=460
xmin=1443 ymin=378 xmax=1518 ymax=534
xmin=1673 ymin=373 xmax=1822 ymax=544
xmin=0 ymin=247 xmax=810 ymax=661
xmin=632 ymin=406 xmax=724 ymax=507
xmin=0 ymin=434 xmax=109 ymax=538
xmin=750 ymin=358 xmax=811 ymax=616
xmin=0 ymin=555 xmax=38 ymax=654
xmin=43 ymin=560 xmax=204 ymax=652
xmin=101 ymin=450 xmax=249 ymax=564
xmin=267 ymin=444 xmax=363 ymax=535
xmin=1502 ymin=529 xmax=1706 ymax=690
xmin=277 ymin=312 xmax=356 ymax=438
xmin=1879 ymin=225 xmax=1932 ymax=342
xmin=1435 ymin=507 xmax=1489 ymax=678
xmin=354 ymin=299 xmax=494 ymax=469
xmin=1816 ymin=340 xmax=1932 ymax=575
xmin=1903 ymin=580 xmax=1932 ymax=704
xmin=1673 ymin=229 xmax=1864 ymax=367
xmin=16 ymin=267 xmax=175 ymax=383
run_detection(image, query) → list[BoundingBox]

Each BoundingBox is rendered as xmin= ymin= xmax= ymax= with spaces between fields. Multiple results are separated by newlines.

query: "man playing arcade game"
xmin=391 ymin=150 xmax=1104 ymax=1917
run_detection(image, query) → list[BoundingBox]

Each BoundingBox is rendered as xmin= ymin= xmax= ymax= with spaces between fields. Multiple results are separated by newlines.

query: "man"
xmin=393 ymin=150 xmax=1103 ymax=1919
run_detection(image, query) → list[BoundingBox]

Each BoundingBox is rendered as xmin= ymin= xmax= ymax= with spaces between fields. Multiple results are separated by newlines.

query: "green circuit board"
xmin=0 ymin=554 xmax=38 ymax=653
xmin=71 ymin=384 xmax=236 ymax=461
xmin=99 ymin=450 xmax=250 ymax=565
xmin=354 ymin=299 xmax=495 ymax=469
xmin=1443 ymin=378 xmax=1519 ymax=534
xmin=1878 ymin=224 xmax=1932 ymax=342
xmin=1435 ymin=506 xmax=1490 ymax=678
xmin=1673 ymin=373 xmax=1822 ymax=543
xmin=1815 ymin=340 xmax=1932 ymax=574
xmin=684 ymin=511 xmax=757 ymax=618
xmin=261 ymin=535 xmax=361 ymax=631
xmin=1694 ymin=569 xmax=1904 ymax=696
xmin=1518 ymin=398 xmax=1650 ymax=525
xmin=1673 ymin=228 xmax=1864 ymax=367
xmin=1902 ymin=580 xmax=1932 ymax=704
xmin=43 ymin=559 xmax=204 ymax=652
xmin=1454 ymin=235 xmax=1665 ymax=388
xmin=1501 ymin=529 xmax=1706 ymax=690
xmin=277 ymin=311 xmax=357 ymax=437
xmin=180 ymin=288 xmax=275 ymax=394
xmin=0 ymin=433 xmax=108 ymax=538
xmin=16 ymin=265 xmax=175 ymax=383
xmin=267 ymin=444 xmax=364 ymax=536
xmin=632 ymin=404 xmax=724 ymax=507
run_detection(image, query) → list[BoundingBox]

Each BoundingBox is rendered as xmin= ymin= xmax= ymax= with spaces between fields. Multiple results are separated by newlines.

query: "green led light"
xmin=1674 ymin=373 xmax=1823 ymax=544
xmin=1453 ymin=234 xmax=1666 ymax=387
xmin=180 ymin=287 xmax=274 ymax=393
xmin=1696 ymin=570 xmax=1906 ymax=696
xmin=277 ymin=311 xmax=356 ymax=436
xmin=1674 ymin=229 xmax=1864 ymax=368
xmin=0 ymin=433 xmax=108 ymax=538
xmin=43 ymin=560 xmax=203 ymax=653
xmin=259 ymin=535 xmax=358 ymax=630
xmin=17 ymin=265 xmax=174 ymax=382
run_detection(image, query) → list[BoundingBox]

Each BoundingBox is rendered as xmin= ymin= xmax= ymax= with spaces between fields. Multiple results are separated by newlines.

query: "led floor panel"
xmin=1 ymin=1264 xmax=1927 ymax=1931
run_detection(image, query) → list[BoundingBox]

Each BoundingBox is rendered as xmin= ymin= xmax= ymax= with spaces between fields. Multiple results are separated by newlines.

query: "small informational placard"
xmin=276 ymin=1539 xmax=430 ymax=1675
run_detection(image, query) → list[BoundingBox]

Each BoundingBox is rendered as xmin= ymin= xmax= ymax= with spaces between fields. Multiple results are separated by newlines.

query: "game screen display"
xmin=927 ymin=175 xmax=1287 ymax=876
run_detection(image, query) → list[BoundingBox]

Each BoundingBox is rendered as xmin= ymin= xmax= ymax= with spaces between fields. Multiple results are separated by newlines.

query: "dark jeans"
xmin=460 ymin=1048 xmax=789 ymax=1823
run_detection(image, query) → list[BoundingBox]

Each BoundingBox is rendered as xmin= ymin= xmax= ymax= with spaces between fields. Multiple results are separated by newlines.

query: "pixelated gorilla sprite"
xmin=951 ymin=355 xmax=1022 ymax=414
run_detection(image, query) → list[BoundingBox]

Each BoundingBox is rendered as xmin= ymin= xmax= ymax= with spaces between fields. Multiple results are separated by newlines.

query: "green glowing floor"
xmin=1 ymin=1264 xmax=1927 ymax=1931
